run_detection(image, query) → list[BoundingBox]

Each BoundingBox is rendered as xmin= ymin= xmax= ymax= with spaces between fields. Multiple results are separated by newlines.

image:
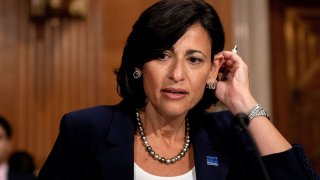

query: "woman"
xmin=38 ymin=0 xmax=318 ymax=179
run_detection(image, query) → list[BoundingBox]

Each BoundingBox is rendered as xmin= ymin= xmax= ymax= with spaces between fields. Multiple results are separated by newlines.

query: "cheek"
xmin=192 ymin=79 xmax=206 ymax=96
xmin=143 ymin=77 xmax=155 ymax=97
xmin=189 ymin=72 xmax=209 ymax=99
xmin=142 ymin=67 xmax=163 ymax=97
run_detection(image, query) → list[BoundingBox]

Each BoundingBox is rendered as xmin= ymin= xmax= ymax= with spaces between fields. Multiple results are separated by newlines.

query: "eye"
xmin=157 ymin=51 xmax=171 ymax=61
xmin=188 ymin=57 xmax=203 ymax=64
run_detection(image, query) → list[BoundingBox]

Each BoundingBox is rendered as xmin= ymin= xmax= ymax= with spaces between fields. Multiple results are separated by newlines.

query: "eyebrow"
xmin=169 ymin=47 xmax=207 ymax=58
xmin=168 ymin=47 xmax=208 ymax=59
xmin=185 ymin=49 xmax=207 ymax=58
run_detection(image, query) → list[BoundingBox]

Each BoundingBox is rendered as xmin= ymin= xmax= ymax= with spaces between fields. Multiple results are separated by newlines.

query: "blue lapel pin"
xmin=206 ymin=156 xmax=219 ymax=166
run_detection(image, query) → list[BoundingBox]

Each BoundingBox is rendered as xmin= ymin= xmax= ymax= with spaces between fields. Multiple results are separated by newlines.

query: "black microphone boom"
xmin=235 ymin=113 xmax=271 ymax=180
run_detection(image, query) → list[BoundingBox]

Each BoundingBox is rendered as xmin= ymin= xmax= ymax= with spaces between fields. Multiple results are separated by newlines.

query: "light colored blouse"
xmin=0 ymin=163 xmax=8 ymax=180
xmin=134 ymin=163 xmax=196 ymax=180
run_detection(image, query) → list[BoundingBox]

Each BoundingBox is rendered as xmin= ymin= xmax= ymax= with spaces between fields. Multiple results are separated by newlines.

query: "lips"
xmin=161 ymin=87 xmax=188 ymax=100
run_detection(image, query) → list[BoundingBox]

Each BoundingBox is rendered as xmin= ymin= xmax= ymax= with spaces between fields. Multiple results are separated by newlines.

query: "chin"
xmin=160 ymin=104 xmax=192 ymax=117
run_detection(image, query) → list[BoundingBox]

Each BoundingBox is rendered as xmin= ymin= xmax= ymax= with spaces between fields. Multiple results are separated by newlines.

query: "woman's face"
xmin=142 ymin=23 xmax=221 ymax=118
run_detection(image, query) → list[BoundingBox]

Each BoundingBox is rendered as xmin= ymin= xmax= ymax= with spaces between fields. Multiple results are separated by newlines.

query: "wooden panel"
xmin=270 ymin=0 xmax=320 ymax=172
xmin=208 ymin=0 xmax=233 ymax=49
xmin=285 ymin=7 xmax=320 ymax=171
xmin=0 ymin=0 xmax=113 ymax=168
xmin=0 ymin=0 xmax=233 ymax=170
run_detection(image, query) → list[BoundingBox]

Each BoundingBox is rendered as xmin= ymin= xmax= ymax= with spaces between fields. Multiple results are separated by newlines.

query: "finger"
xmin=225 ymin=59 xmax=234 ymax=68
xmin=223 ymin=51 xmax=247 ymax=71
xmin=217 ymin=52 xmax=236 ymax=81
xmin=222 ymin=51 xmax=245 ymax=64
xmin=222 ymin=51 xmax=236 ymax=61
xmin=215 ymin=80 xmax=227 ymax=100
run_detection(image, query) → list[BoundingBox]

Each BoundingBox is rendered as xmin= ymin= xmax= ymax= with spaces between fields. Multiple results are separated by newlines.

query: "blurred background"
xmin=0 ymin=0 xmax=319 ymax=175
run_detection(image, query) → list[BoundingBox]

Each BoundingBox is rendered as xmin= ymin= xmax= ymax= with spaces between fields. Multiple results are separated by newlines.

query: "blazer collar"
xmin=96 ymin=106 xmax=136 ymax=179
xmin=192 ymin=117 xmax=231 ymax=180
xmin=96 ymin=105 xmax=230 ymax=180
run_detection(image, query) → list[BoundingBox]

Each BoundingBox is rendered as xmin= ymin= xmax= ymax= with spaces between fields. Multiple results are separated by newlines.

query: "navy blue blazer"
xmin=38 ymin=102 xmax=318 ymax=180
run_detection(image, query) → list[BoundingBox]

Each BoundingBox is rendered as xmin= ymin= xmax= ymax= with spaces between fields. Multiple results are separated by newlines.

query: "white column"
xmin=233 ymin=0 xmax=272 ymax=116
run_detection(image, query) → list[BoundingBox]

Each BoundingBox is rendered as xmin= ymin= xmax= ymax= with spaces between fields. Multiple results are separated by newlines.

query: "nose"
xmin=168 ymin=59 xmax=185 ymax=82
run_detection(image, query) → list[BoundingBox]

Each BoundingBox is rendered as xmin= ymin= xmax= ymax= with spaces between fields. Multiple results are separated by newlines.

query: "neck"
xmin=141 ymin=105 xmax=187 ymax=142
xmin=136 ymin=108 xmax=191 ymax=165
xmin=0 ymin=161 xmax=7 ymax=167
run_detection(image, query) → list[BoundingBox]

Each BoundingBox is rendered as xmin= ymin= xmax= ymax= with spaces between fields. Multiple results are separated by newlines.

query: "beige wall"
xmin=233 ymin=0 xmax=272 ymax=115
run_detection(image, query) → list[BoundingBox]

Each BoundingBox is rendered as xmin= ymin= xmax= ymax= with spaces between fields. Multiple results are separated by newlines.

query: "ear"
xmin=135 ymin=67 xmax=142 ymax=73
xmin=207 ymin=53 xmax=224 ymax=82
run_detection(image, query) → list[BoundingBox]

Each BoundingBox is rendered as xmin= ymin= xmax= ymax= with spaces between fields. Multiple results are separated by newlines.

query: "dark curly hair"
xmin=115 ymin=0 xmax=225 ymax=113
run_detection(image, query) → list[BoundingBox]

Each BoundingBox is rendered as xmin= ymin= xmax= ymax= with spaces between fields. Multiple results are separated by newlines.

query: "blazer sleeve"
xmin=37 ymin=114 xmax=78 ymax=180
xmin=261 ymin=144 xmax=320 ymax=180
xmin=207 ymin=111 xmax=319 ymax=179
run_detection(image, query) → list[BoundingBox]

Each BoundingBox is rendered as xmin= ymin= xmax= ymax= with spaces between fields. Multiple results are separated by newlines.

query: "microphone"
xmin=235 ymin=113 xmax=271 ymax=180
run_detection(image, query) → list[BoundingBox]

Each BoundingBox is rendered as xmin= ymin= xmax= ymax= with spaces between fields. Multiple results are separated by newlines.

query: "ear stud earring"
xmin=206 ymin=82 xmax=216 ymax=90
xmin=133 ymin=70 xmax=141 ymax=79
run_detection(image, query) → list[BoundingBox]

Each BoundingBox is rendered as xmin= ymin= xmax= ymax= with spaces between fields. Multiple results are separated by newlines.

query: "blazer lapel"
xmin=96 ymin=108 xmax=135 ymax=180
xmin=94 ymin=106 xmax=231 ymax=180
xmin=192 ymin=120 xmax=230 ymax=180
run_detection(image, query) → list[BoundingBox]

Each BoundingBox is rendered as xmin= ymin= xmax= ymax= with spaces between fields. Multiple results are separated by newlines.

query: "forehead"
xmin=171 ymin=23 xmax=211 ymax=52
xmin=181 ymin=23 xmax=211 ymax=41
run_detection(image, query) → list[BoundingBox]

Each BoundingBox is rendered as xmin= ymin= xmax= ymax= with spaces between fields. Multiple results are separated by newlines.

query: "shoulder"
xmin=191 ymin=110 xmax=238 ymax=137
xmin=59 ymin=102 xmax=130 ymax=137
xmin=201 ymin=110 xmax=236 ymax=131
xmin=203 ymin=110 xmax=234 ymax=122
xmin=192 ymin=110 xmax=244 ymax=151
xmin=65 ymin=104 xmax=119 ymax=122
